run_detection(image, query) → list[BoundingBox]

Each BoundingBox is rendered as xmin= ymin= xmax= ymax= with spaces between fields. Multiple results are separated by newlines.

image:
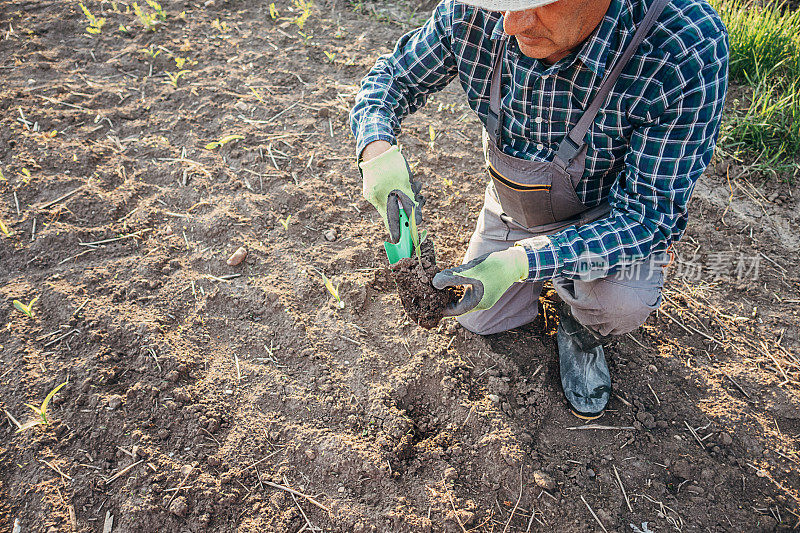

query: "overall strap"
xmin=485 ymin=37 xmax=507 ymax=148
xmin=555 ymin=0 xmax=671 ymax=164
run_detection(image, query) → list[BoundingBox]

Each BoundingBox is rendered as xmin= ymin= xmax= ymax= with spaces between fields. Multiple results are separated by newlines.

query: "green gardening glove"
xmin=432 ymin=246 xmax=529 ymax=316
xmin=359 ymin=145 xmax=424 ymax=244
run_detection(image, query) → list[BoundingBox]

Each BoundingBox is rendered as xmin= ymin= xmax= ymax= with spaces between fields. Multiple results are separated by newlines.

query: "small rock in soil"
xmin=324 ymin=229 xmax=337 ymax=241
xmin=226 ymin=246 xmax=247 ymax=266
xmin=671 ymin=459 xmax=692 ymax=480
xmin=169 ymin=496 xmax=188 ymax=517
xmin=636 ymin=411 xmax=656 ymax=429
xmin=107 ymin=395 xmax=123 ymax=410
xmin=533 ymin=470 xmax=556 ymax=491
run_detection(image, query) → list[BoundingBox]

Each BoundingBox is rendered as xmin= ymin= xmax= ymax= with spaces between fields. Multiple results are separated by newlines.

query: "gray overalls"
xmin=459 ymin=0 xmax=671 ymax=336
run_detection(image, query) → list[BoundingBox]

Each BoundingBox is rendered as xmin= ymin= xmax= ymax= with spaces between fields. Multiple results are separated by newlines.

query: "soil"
xmin=389 ymin=240 xmax=459 ymax=329
xmin=0 ymin=0 xmax=799 ymax=532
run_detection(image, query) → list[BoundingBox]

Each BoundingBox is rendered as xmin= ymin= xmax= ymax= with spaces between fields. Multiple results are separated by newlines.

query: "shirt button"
xmin=536 ymin=143 xmax=544 ymax=151
xmin=535 ymin=117 xmax=543 ymax=124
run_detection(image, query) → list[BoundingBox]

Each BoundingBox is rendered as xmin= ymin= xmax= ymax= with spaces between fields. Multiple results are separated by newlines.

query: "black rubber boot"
xmin=556 ymin=303 xmax=612 ymax=420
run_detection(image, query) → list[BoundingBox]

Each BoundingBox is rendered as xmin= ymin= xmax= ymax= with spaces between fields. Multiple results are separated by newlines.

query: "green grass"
xmin=711 ymin=0 xmax=800 ymax=83
xmin=711 ymin=0 xmax=800 ymax=174
xmin=720 ymin=78 xmax=800 ymax=168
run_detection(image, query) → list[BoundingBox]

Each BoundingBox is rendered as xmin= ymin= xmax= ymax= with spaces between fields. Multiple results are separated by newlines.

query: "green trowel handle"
xmin=384 ymin=207 xmax=414 ymax=265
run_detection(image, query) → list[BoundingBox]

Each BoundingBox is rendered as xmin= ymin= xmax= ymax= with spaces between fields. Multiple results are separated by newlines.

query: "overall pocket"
xmin=488 ymin=164 xmax=554 ymax=227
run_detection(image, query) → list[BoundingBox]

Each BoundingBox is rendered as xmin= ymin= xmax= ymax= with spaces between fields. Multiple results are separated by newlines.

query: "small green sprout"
xmin=79 ymin=2 xmax=106 ymax=34
xmin=297 ymin=31 xmax=312 ymax=43
xmin=118 ymin=23 xmax=130 ymax=33
xmin=291 ymin=0 xmax=312 ymax=29
xmin=0 ymin=218 xmax=10 ymax=237
xmin=322 ymin=273 xmax=344 ymax=309
xmin=442 ymin=176 xmax=453 ymax=187
xmin=428 ymin=125 xmax=436 ymax=150
xmin=279 ymin=215 xmax=292 ymax=230
xmin=21 ymin=167 xmax=31 ymax=178
xmin=0 ymin=168 xmax=5 ymax=181
xmin=212 ymin=18 xmax=229 ymax=33
xmin=409 ymin=205 xmax=427 ymax=261
xmin=173 ymin=56 xmax=196 ymax=69
xmin=164 ymin=70 xmax=190 ymax=88
xmin=13 ymin=297 xmax=38 ymax=318
xmin=249 ymin=86 xmax=264 ymax=103
xmin=204 ymin=134 xmax=244 ymax=150
xmin=323 ymin=50 xmax=336 ymax=62
xmin=17 ymin=382 xmax=67 ymax=432
xmin=146 ymin=0 xmax=166 ymax=21
xmin=269 ymin=2 xmax=279 ymax=19
xmin=133 ymin=2 xmax=160 ymax=31
xmin=140 ymin=45 xmax=161 ymax=59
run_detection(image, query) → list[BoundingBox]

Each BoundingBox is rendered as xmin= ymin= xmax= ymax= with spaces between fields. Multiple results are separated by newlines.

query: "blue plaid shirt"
xmin=350 ymin=0 xmax=728 ymax=281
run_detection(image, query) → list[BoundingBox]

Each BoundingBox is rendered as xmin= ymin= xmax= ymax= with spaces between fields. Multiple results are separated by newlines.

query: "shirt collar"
xmin=576 ymin=0 xmax=630 ymax=76
xmin=490 ymin=0 xmax=632 ymax=77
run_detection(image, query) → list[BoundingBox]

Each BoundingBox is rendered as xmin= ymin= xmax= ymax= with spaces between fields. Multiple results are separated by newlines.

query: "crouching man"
xmin=350 ymin=0 xmax=728 ymax=419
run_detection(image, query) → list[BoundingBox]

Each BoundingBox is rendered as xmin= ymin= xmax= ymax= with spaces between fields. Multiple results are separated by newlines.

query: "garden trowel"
xmin=384 ymin=207 xmax=415 ymax=265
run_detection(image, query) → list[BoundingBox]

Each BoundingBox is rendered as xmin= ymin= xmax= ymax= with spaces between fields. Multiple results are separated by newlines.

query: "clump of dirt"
xmin=389 ymin=240 xmax=460 ymax=328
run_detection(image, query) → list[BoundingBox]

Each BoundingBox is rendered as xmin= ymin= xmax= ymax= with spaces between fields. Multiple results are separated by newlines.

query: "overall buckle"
xmin=555 ymin=135 xmax=581 ymax=165
xmin=486 ymin=109 xmax=504 ymax=149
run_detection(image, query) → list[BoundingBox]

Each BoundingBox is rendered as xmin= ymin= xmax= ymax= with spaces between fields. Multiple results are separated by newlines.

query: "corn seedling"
xmin=133 ymin=2 xmax=161 ymax=31
xmin=322 ymin=273 xmax=345 ymax=308
xmin=323 ymin=50 xmax=336 ymax=62
xmin=164 ymin=70 xmax=190 ymax=88
xmin=442 ymin=176 xmax=453 ymax=187
xmin=173 ymin=55 xmax=196 ymax=69
xmin=428 ymin=125 xmax=436 ymax=150
xmin=140 ymin=45 xmax=161 ymax=59
xmin=204 ymin=134 xmax=244 ymax=150
xmin=212 ymin=18 xmax=230 ymax=33
xmin=0 ymin=169 xmax=5 ymax=181
xmin=0 ymin=218 xmax=10 ymax=237
xmin=13 ymin=297 xmax=39 ymax=318
xmin=249 ymin=86 xmax=265 ymax=103
xmin=409 ymin=205 xmax=427 ymax=262
xmin=146 ymin=0 xmax=166 ymax=21
xmin=269 ymin=2 xmax=279 ymax=19
xmin=297 ymin=30 xmax=312 ymax=43
xmin=16 ymin=382 xmax=67 ymax=432
xmin=291 ymin=0 xmax=312 ymax=29
xmin=279 ymin=215 xmax=292 ymax=230
xmin=79 ymin=2 xmax=106 ymax=34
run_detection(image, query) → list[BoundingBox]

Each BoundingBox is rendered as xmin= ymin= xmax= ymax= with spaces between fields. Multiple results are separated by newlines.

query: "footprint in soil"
xmin=389 ymin=240 xmax=461 ymax=329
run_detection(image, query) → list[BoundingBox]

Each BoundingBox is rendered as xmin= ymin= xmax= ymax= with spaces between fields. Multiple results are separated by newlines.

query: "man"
xmin=350 ymin=0 xmax=727 ymax=419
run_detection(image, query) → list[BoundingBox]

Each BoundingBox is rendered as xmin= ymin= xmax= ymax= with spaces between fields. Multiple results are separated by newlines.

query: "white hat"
xmin=458 ymin=0 xmax=559 ymax=12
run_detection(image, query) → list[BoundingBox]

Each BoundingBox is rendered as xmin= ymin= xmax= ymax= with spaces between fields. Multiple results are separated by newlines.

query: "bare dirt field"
xmin=1 ymin=0 xmax=798 ymax=531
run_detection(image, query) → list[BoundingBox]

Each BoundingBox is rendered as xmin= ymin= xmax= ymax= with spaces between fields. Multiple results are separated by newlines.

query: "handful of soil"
xmin=389 ymin=240 xmax=461 ymax=329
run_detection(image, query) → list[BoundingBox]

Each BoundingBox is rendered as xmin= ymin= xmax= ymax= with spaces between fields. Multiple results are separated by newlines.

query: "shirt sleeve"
xmin=349 ymin=0 xmax=459 ymax=158
xmin=518 ymin=32 xmax=729 ymax=282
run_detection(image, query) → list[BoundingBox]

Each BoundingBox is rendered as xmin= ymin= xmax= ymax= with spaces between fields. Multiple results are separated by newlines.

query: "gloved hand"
xmin=432 ymin=246 xmax=529 ymax=316
xmin=359 ymin=145 xmax=424 ymax=244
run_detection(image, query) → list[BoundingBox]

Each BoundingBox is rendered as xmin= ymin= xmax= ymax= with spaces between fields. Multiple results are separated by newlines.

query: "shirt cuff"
xmin=514 ymin=235 xmax=563 ymax=282
xmin=355 ymin=119 xmax=397 ymax=160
